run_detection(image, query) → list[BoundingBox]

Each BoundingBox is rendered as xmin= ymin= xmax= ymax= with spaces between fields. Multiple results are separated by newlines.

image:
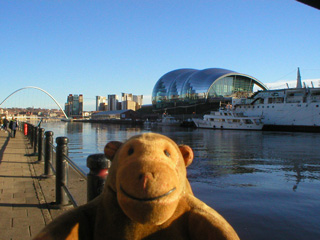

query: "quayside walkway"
xmin=0 ymin=130 xmax=73 ymax=240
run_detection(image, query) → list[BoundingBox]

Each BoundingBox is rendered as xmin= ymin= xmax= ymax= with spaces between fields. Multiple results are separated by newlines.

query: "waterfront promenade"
xmin=0 ymin=130 xmax=73 ymax=240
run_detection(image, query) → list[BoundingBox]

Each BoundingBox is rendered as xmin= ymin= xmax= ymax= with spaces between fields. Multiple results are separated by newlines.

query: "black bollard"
xmin=87 ymin=154 xmax=111 ymax=202
xmin=55 ymin=137 xmax=70 ymax=206
xmin=44 ymin=131 xmax=54 ymax=176
xmin=29 ymin=124 xmax=33 ymax=143
xmin=29 ymin=125 xmax=34 ymax=147
xmin=37 ymin=128 xmax=45 ymax=162
xmin=33 ymin=126 xmax=38 ymax=155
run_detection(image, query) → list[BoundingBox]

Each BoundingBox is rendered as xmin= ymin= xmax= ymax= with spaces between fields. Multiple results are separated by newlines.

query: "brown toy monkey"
xmin=34 ymin=133 xmax=239 ymax=240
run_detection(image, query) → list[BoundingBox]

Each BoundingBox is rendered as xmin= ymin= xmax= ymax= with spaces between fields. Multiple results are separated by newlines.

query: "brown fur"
xmin=34 ymin=133 xmax=239 ymax=240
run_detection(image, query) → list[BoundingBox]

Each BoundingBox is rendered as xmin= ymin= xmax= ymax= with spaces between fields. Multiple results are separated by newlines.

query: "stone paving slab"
xmin=0 ymin=129 xmax=73 ymax=240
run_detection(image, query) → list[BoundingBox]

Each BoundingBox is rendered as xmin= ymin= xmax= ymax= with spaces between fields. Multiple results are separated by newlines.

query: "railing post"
xmin=55 ymin=137 xmax=69 ymax=206
xmin=33 ymin=126 xmax=38 ymax=154
xmin=87 ymin=153 xmax=111 ymax=202
xmin=29 ymin=124 xmax=33 ymax=143
xmin=37 ymin=128 xmax=45 ymax=162
xmin=44 ymin=131 xmax=54 ymax=176
xmin=29 ymin=124 xmax=33 ymax=147
xmin=27 ymin=123 xmax=31 ymax=142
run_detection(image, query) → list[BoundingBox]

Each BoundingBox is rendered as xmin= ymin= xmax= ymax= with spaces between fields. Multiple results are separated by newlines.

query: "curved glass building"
xmin=152 ymin=68 xmax=267 ymax=110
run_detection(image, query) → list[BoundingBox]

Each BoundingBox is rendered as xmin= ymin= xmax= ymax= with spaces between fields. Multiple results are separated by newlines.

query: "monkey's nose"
xmin=139 ymin=172 xmax=154 ymax=190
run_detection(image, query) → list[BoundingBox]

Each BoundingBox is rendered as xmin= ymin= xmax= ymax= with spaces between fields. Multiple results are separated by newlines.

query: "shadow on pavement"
xmin=0 ymin=133 xmax=10 ymax=163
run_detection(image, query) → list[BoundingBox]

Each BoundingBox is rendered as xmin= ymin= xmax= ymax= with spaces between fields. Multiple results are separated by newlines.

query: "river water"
xmin=40 ymin=121 xmax=320 ymax=240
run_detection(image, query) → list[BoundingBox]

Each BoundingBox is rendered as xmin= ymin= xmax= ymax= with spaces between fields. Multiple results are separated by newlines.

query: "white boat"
xmin=232 ymin=68 xmax=320 ymax=132
xmin=192 ymin=108 xmax=264 ymax=130
xmin=143 ymin=118 xmax=157 ymax=126
xmin=157 ymin=114 xmax=181 ymax=126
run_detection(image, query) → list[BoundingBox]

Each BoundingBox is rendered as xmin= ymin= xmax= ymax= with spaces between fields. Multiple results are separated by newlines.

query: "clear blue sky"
xmin=1 ymin=0 xmax=319 ymax=111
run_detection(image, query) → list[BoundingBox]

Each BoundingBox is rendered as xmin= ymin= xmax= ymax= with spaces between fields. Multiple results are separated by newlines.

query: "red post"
xmin=24 ymin=123 xmax=28 ymax=136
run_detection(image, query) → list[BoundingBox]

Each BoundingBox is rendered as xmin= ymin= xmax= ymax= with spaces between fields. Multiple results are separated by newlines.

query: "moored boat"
xmin=192 ymin=107 xmax=264 ymax=130
xmin=157 ymin=114 xmax=181 ymax=126
xmin=232 ymin=68 xmax=320 ymax=132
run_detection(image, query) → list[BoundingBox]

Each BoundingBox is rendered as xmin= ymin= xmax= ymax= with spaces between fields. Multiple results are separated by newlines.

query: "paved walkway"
xmin=0 ymin=129 xmax=72 ymax=240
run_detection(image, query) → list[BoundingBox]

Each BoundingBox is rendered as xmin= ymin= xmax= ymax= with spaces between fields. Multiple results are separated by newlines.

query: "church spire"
xmin=296 ymin=67 xmax=302 ymax=88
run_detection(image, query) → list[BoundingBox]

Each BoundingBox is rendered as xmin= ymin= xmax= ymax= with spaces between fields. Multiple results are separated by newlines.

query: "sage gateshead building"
xmin=152 ymin=68 xmax=268 ymax=114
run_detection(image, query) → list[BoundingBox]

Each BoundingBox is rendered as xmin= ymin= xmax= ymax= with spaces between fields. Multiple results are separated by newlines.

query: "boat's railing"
xmin=21 ymin=122 xmax=111 ymax=208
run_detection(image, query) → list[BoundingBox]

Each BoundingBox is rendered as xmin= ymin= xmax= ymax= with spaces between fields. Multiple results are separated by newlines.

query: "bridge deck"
xmin=0 ymin=129 xmax=72 ymax=240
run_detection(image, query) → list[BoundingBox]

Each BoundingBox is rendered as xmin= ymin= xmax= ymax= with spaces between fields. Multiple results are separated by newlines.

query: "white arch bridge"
xmin=0 ymin=86 xmax=68 ymax=119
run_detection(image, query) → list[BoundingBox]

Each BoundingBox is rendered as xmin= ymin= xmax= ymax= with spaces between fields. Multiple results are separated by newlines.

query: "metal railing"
xmin=22 ymin=122 xmax=111 ymax=208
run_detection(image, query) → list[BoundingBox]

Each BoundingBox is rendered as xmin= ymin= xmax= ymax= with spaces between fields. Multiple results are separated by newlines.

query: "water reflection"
xmin=40 ymin=122 xmax=320 ymax=191
xmin=167 ymin=129 xmax=320 ymax=193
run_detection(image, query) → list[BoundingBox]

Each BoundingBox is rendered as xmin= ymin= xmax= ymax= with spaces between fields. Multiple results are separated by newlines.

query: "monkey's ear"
xmin=104 ymin=141 xmax=122 ymax=161
xmin=179 ymin=145 xmax=194 ymax=167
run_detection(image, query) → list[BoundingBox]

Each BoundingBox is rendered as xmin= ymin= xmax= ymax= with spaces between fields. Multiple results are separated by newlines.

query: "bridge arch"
xmin=0 ymin=86 xmax=68 ymax=119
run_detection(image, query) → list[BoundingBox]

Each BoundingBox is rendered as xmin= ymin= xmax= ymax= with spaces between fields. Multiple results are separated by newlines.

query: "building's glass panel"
xmin=234 ymin=76 xmax=254 ymax=92
xmin=152 ymin=69 xmax=195 ymax=106
xmin=152 ymin=79 xmax=167 ymax=103
xmin=208 ymin=76 xmax=255 ymax=99
xmin=181 ymin=69 xmax=234 ymax=102
xmin=168 ymin=70 xmax=197 ymax=100
xmin=208 ymin=76 xmax=234 ymax=98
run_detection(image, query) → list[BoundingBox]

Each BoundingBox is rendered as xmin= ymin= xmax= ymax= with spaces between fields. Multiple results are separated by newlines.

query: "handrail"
xmin=62 ymin=153 xmax=87 ymax=180
xmin=62 ymin=185 xmax=78 ymax=207
xmin=50 ymin=144 xmax=56 ymax=174
xmin=21 ymin=121 xmax=110 ymax=208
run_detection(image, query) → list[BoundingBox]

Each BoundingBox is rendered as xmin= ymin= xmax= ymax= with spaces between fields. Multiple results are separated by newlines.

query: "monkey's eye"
xmin=164 ymin=150 xmax=170 ymax=157
xmin=128 ymin=147 xmax=134 ymax=156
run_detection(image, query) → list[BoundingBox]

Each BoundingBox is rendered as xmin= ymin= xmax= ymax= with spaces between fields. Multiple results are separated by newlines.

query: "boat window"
xmin=244 ymin=119 xmax=253 ymax=124
xmin=287 ymin=91 xmax=304 ymax=97
xmin=286 ymin=92 xmax=304 ymax=103
xmin=276 ymin=97 xmax=284 ymax=103
xmin=268 ymin=97 xmax=284 ymax=104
